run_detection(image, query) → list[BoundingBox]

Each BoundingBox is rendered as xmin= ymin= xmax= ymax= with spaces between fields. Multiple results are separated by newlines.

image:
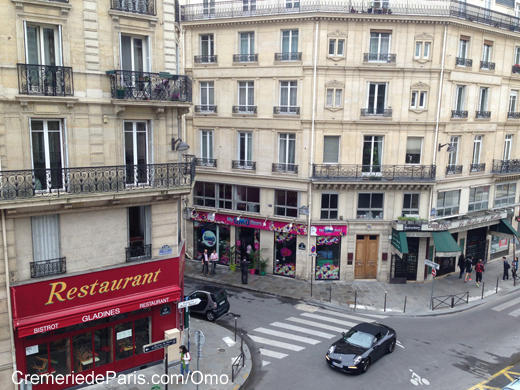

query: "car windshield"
xmin=343 ymin=330 xmax=375 ymax=349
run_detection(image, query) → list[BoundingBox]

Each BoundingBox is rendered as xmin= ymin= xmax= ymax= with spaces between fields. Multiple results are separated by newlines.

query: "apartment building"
xmin=0 ymin=0 xmax=192 ymax=388
xmin=181 ymin=0 xmax=520 ymax=285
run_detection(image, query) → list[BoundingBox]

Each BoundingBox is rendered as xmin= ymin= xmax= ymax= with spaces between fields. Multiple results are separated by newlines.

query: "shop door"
xmin=406 ymin=238 xmax=419 ymax=280
xmin=355 ymin=235 xmax=379 ymax=279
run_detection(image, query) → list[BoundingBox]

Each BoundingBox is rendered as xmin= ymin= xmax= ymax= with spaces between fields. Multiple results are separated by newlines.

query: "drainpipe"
xmin=429 ymin=25 xmax=448 ymax=221
xmin=2 ymin=210 xmax=17 ymax=379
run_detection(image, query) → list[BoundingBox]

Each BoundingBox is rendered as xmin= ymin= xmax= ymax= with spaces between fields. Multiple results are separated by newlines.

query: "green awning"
xmin=391 ymin=229 xmax=408 ymax=254
xmin=432 ymin=231 xmax=461 ymax=257
xmin=490 ymin=219 xmax=519 ymax=237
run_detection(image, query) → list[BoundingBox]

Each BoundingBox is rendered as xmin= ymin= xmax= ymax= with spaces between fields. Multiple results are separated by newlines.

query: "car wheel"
xmin=361 ymin=358 xmax=371 ymax=373
xmin=388 ymin=338 xmax=396 ymax=354
xmin=206 ymin=311 xmax=215 ymax=321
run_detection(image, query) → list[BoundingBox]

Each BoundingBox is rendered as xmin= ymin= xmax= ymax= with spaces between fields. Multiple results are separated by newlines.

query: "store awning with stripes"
xmin=432 ymin=230 xmax=461 ymax=257
xmin=489 ymin=219 xmax=519 ymax=237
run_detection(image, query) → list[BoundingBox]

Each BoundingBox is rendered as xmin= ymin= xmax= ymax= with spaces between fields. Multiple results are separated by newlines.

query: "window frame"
xmin=238 ymin=81 xmax=254 ymax=108
xmin=328 ymin=38 xmax=345 ymax=57
xmin=200 ymin=81 xmax=214 ymax=106
xmin=279 ymin=81 xmax=298 ymax=107
xmin=356 ymin=192 xmax=384 ymax=219
xmin=369 ymin=32 xmax=391 ymax=56
xmin=448 ymin=135 xmax=460 ymax=166
xmin=278 ymin=133 xmax=296 ymax=165
xmin=200 ymin=129 xmax=214 ymax=161
xmin=281 ymin=29 xmax=298 ymax=54
xmin=366 ymin=82 xmax=388 ymax=113
xmin=494 ymin=182 xmax=516 ymax=207
xmin=237 ymin=131 xmax=253 ymax=165
xmin=24 ymin=22 xmax=63 ymax=66
xmin=436 ymin=190 xmax=461 ymax=217
xmin=468 ymin=186 xmax=490 ymax=212
xmin=321 ymin=193 xmax=339 ymax=220
xmin=239 ymin=32 xmax=255 ymax=55
xmin=323 ymin=136 xmax=340 ymax=164
xmin=458 ymin=38 xmax=469 ymax=60
xmin=193 ymin=182 xmax=261 ymax=212
xmin=402 ymin=193 xmax=420 ymax=216
xmin=504 ymin=134 xmax=513 ymax=160
xmin=478 ymin=87 xmax=490 ymax=112
xmin=200 ymin=34 xmax=215 ymax=57
xmin=472 ymin=135 xmax=482 ymax=165
xmin=509 ymin=91 xmax=518 ymax=113
xmin=405 ymin=137 xmax=423 ymax=165
xmin=454 ymin=85 xmax=466 ymax=111
xmin=120 ymin=34 xmax=151 ymax=73
xmin=515 ymin=47 xmax=520 ymax=65
xmin=414 ymin=41 xmax=431 ymax=60
xmin=274 ymin=189 xmax=299 ymax=217
xmin=326 ymin=87 xmax=343 ymax=108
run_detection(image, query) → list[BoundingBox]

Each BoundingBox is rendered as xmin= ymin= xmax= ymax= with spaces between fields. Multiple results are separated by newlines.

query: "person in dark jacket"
xmin=241 ymin=258 xmax=249 ymax=285
xmin=503 ymin=256 xmax=511 ymax=280
xmin=512 ymin=257 xmax=518 ymax=280
xmin=457 ymin=254 xmax=466 ymax=279
xmin=464 ymin=256 xmax=473 ymax=283
xmin=475 ymin=259 xmax=485 ymax=287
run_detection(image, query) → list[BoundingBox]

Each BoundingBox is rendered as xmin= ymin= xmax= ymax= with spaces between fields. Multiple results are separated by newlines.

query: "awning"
xmin=432 ymin=231 xmax=461 ymax=257
xmin=391 ymin=229 xmax=408 ymax=254
xmin=489 ymin=219 xmax=519 ymax=237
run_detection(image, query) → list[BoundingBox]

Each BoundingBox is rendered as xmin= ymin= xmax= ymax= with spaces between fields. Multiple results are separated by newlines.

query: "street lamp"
xmin=299 ymin=205 xmax=313 ymax=295
xmin=182 ymin=198 xmax=193 ymax=220
xmin=438 ymin=143 xmax=456 ymax=153
xmin=172 ymin=138 xmax=190 ymax=151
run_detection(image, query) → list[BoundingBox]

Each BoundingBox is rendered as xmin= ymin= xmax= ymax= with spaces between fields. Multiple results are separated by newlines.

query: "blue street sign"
xmin=311 ymin=246 xmax=316 ymax=253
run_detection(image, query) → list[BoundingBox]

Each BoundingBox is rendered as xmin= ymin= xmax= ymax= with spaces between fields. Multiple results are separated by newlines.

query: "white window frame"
xmin=278 ymin=133 xmax=296 ymax=165
xmin=454 ymin=85 xmax=466 ymax=111
xmin=323 ymin=136 xmax=340 ymax=164
xmin=472 ymin=135 xmax=482 ymax=166
xmin=280 ymin=81 xmax=298 ymax=107
xmin=482 ymin=44 xmax=492 ymax=64
xmin=405 ymin=137 xmax=423 ymax=165
xmin=509 ymin=91 xmax=518 ymax=114
xmin=242 ymin=0 xmax=256 ymax=12
xmin=120 ymin=34 xmax=151 ymax=73
xmin=239 ymin=32 xmax=255 ymax=55
xmin=436 ymin=190 xmax=461 ymax=217
xmin=24 ymin=22 xmax=63 ymax=66
xmin=31 ymin=214 xmax=61 ymax=263
xmin=402 ymin=193 xmax=420 ymax=216
xmin=448 ymin=135 xmax=460 ymax=166
xmin=238 ymin=81 xmax=254 ymax=111
xmin=281 ymin=30 xmax=298 ymax=53
xmin=366 ymin=82 xmax=388 ymax=114
xmin=200 ymin=130 xmax=214 ymax=163
xmin=200 ymin=34 xmax=215 ymax=58
xmin=200 ymin=81 xmax=215 ymax=110
xmin=478 ymin=87 xmax=489 ymax=112
xmin=504 ymin=134 xmax=513 ymax=160
xmin=285 ymin=0 xmax=300 ymax=9
xmin=411 ymin=90 xmax=427 ymax=109
xmin=369 ymin=32 xmax=391 ymax=56
xmin=414 ymin=41 xmax=431 ymax=59
xmin=237 ymin=131 xmax=253 ymax=167
xmin=458 ymin=38 xmax=469 ymax=60
xmin=326 ymin=88 xmax=343 ymax=108
xmin=321 ymin=193 xmax=339 ymax=220
xmin=515 ymin=47 xmax=520 ymax=65
xmin=328 ymin=38 xmax=345 ymax=57
xmin=123 ymin=121 xmax=150 ymax=186
xmin=468 ymin=186 xmax=490 ymax=212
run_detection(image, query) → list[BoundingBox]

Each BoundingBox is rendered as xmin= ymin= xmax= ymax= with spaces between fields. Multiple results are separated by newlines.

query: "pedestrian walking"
xmin=179 ymin=345 xmax=191 ymax=380
xmin=210 ymin=249 xmax=219 ymax=274
xmin=503 ymin=256 xmax=511 ymax=280
xmin=512 ymin=257 xmax=519 ymax=281
xmin=464 ymin=256 xmax=473 ymax=283
xmin=202 ymin=249 xmax=209 ymax=277
xmin=458 ymin=253 xmax=466 ymax=279
xmin=475 ymin=259 xmax=485 ymax=287
xmin=241 ymin=257 xmax=249 ymax=285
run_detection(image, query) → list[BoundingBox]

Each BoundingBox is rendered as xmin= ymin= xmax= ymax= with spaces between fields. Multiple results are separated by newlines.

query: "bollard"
xmin=403 ymin=296 xmax=407 ymax=313
xmin=451 ymin=296 xmax=454 ymax=308
xmin=481 ymin=281 xmax=485 ymax=299
xmin=384 ymin=291 xmax=387 ymax=312
xmin=354 ymin=290 xmax=357 ymax=311
xmin=466 ymin=292 xmax=469 ymax=304
xmin=496 ymin=275 xmax=499 ymax=293
xmin=330 ymin=285 xmax=332 ymax=303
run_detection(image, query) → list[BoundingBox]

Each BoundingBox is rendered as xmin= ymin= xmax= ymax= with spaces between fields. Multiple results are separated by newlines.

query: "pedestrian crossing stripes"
xmin=253 ymin=327 xmax=321 ymax=344
xmin=270 ymin=322 xmax=335 ymax=339
xmin=250 ymin=335 xmax=305 ymax=351
xmin=492 ymin=296 xmax=520 ymax=312
xmin=299 ymin=312 xmax=360 ymax=328
xmin=285 ymin=317 xmax=346 ymax=333
xmin=259 ymin=348 xmax=288 ymax=359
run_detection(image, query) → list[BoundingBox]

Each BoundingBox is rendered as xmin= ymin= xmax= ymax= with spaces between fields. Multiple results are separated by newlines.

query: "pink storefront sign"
xmin=310 ymin=225 xmax=348 ymax=236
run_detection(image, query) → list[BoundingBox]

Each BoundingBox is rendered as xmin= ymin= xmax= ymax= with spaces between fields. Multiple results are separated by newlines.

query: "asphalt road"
xmin=185 ymin=278 xmax=520 ymax=390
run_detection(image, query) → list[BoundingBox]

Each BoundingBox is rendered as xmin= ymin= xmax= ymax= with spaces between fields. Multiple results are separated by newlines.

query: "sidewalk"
xmin=186 ymin=254 xmax=520 ymax=316
xmin=79 ymin=317 xmax=251 ymax=390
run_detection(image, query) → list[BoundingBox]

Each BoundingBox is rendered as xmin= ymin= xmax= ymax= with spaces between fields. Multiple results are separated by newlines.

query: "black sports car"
xmin=325 ymin=322 xmax=396 ymax=374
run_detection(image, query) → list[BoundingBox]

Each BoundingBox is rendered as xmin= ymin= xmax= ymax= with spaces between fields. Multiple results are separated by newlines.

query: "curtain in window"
xmin=380 ymin=34 xmax=390 ymax=54
xmin=279 ymin=135 xmax=287 ymax=164
xmin=26 ymin=26 xmax=40 ymax=64
xmin=323 ymin=136 xmax=339 ymax=163
xmin=31 ymin=214 xmax=60 ymax=262
xmin=289 ymin=83 xmax=297 ymax=105
xmin=326 ymin=89 xmax=333 ymax=106
xmin=335 ymin=90 xmax=342 ymax=106
xmin=281 ymin=83 xmax=288 ymax=106
xmin=282 ymin=31 xmax=290 ymax=53
xmin=291 ymin=31 xmax=298 ymax=52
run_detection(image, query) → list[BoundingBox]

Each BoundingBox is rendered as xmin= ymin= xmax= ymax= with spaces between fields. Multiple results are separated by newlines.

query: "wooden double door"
xmin=355 ymin=235 xmax=379 ymax=279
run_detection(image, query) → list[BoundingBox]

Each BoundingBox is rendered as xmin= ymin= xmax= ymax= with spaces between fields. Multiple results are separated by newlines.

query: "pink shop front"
xmin=311 ymin=225 xmax=348 ymax=280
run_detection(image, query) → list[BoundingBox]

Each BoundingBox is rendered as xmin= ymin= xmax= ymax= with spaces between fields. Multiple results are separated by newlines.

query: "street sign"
xmin=143 ymin=338 xmax=177 ymax=353
xmin=311 ymin=246 xmax=316 ymax=253
xmin=431 ymin=269 xmax=437 ymax=277
xmin=178 ymin=298 xmax=201 ymax=309
xmin=160 ymin=304 xmax=171 ymax=316
xmin=424 ymin=259 xmax=440 ymax=270
xmin=195 ymin=329 xmax=205 ymax=348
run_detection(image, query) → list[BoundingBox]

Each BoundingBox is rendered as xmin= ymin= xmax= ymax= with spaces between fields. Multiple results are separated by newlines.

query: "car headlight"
xmin=353 ymin=356 xmax=362 ymax=365
xmin=328 ymin=346 xmax=335 ymax=355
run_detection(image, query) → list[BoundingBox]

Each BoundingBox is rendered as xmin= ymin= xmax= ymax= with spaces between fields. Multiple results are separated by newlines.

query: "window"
xmin=402 ymin=193 xmax=419 ymax=216
xmin=509 ymin=91 xmax=517 ymax=113
xmin=219 ymin=184 xmax=232 ymax=209
xmin=200 ymin=130 xmax=213 ymax=163
xmin=239 ymin=32 xmax=255 ymax=55
xmin=328 ymin=39 xmax=345 ymax=56
xmin=285 ymin=0 xmax=299 ymax=9
xmin=454 ymin=85 xmax=466 ymax=111
xmin=279 ymin=133 xmax=296 ymax=165
xmin=482 ymin=43 xmax=492 ymax=67
xmin=366 ymin=82 xmax=387 ymax=114
xmin=405 ymin=137 xmax=422 ymax=164
xmin=194 ymin=182 xmax=260 ymax=212
xmin=31 ymin=119 xmax=65 ymax=191
xmin=369 ymin=32 xmax=390 ymax=57
xmin=280 ymin=81 xmax=298 ymax=112
xmin=242 ymin=0 xmax=256 ymax=11
xmin=194 ymin=182 xmax=216 ymax=207
xmin=448 ymin=136 xmax=460 ymax=166
xmin=275 ymin=190 xmax=298 ymax=217
xmin=235 ymin=185 xmax=260 ymax=212
xmin=321 ymin=193 xmax=338 ymax=220
xmin=200 ymin=34 xmax=215 ymax=59
xmin=472 ymin=135 xmax=482 ymax=167
xmin=436 ymin=190 xmax=460 ymax=217
xmin=238 ymin=81 xmax=254 ymax=110
xmin=362 ymin=135 xmax=383 ymax=172
xmin=238 ymin=131 xmax=253 ymax=167
xmin=504 ymin=135 xmax=513 ymax=160
xmin=410 ymin=91 xmax=427 ymax=109
xmin=203 ymin=0 xmax=215 ymax=15
xmin=357 ymin=193 xmax=384 ymax=219
xmin=458 ymin=38 xmax=469 ymax=60
xmin=200 ymin=81 xmax=214 ymax=110
xmin=124 ymin=121 xmax=149 ymax=185
xmin=515 ymin=47 xmax=520 ymax=65
xmin=25 ymin=23 xmax=62 ymax=66
xmin=128 ymin=206 xmax=151 ymax=260
xmin=414 ymin=41 xmax=431 ymax=59
xmin=495 ymin=182 xmax=516 ymax=207
xmin=468 ymin=186 xmax=489 ymax=212
xmin=282 ymin=30 xmax=298 ymax=53
xmin=478 ymin=87 xmax=489 ymax=112
xmin=31 ymin=214 xmax=60 ymax=262
xmin=121 ymin=34 xmax=150 ymax=73
xmin=323 ymin=136 xmax=340 ymax=164
xmin=326 ymin=88 xmax=343 ymax=108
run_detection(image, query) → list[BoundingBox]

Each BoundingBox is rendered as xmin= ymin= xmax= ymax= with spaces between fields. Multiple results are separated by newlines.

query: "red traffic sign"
xmin=431 ymin=269 xmax=437 ymax=277
xmin=311 ymin=246 xmax=316 ymax=253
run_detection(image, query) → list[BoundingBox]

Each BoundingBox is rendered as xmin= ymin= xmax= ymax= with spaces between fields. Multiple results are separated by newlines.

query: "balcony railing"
xmin=456 ymin=57 xmax=473 ymax=67
xmin=312 ymin=164 xmax=436 ymax=182
xmin=492 ymin=159 xmax=520 ymax=174
xmin=233 ymin=54 xmax=258 ymax=62
xmin=273 ymin=106 xmax=300 ymax=115
xmin=480 ymin=61 xmax=495 ymax=70
xmin=470 ymin=163 xmax=486 ymax=173
xmin=446 ymin=165 xmax=463 ymax=175
xmin=513 ymin=65 xmax=520 ymax=74
xmin=194 ymin=55 xmax=218 ymax=63
xmin=360 ymin=108 xmax=392 ymax=117
xmin=196 ymin=158 xmax=217 ymax=167
xmin=451 ymin=110 xmax=468 ymax=118
xmin=48 ymin=0 xmax=69 ymax=2
xmin=363 ymin=53 xmax=396 ymax=63
xmin=508 ymin=112 xmax=520 ymax=119
xmin=233 ymin=105 xmax=257 ymax=114
xmin=110 ymin=0 xmax=156 ymax=15
xmin=0 ymin=162 xmax=195 ymax=201
xmin=232 ymin=160 xmax=256 ymax=170
xmin=272 ymin=163 xmax=298 ymax=173
xmin=17 ymin=64 xmax=74 ymax=96
xmin=30 ymin=257 xmax=66 ymax=278
xmin=195 ymin=105 xmax=217 ymax=113
xmin=274 ymin=52 xmax=302 ymax=61
xmin=475 ymin=110 xmax=491 ymax=119
xmin=126 ymin=244 xmax=152 ymax=262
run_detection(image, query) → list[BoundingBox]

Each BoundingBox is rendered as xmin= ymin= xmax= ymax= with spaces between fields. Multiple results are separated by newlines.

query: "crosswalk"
xmin=491 ymin=296 xmax=520 ymax=317
xmin=251 ymin=306 xmax=388 ymax=367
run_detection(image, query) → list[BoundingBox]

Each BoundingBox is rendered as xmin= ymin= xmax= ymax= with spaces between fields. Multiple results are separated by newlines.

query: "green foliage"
xmin=397 ymin=216 xmax=427 ymax=221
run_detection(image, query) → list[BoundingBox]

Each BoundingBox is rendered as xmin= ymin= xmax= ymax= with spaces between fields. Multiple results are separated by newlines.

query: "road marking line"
xmin=270 ymin=322 xmax=335 ymax=338
xmin=250 ymin=335 xmax=305 ymax=351
xmin=253 ymin=327 xmax=320 ymax=345
xmin=318 ymin=308 xmax=387 ymax=320
xmin=259 ymin=348 xmax=288 ymax=359
xmin=262 ymin=360 xmax=271 ymax=366
xmin=286 ymin=317 xmax=345 ymax=333
xmin=491 ymin=296 xmax=520 ymax=312
xmin=223 ymin=337 xmax=236 ymax=347
xmin=300 ymin=312 xmax=358 ymax=328
xmin=294 ymin=303 xmax=319 ymax=312
xmin=467 ymin=365 xmax=514 ymax=390
xmin=508 ymin=307 xmax=520 ymax=317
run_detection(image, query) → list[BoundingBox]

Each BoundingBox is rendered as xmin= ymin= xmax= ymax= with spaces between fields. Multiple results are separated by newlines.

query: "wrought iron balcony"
xmin=30 ymin=257 xmax=66 ymax=278
xmin=363 ymin=53 xmax=397 ymax=63
xmin=272 ymin=163 xmax=298 ymax=174
xmin=451 ymin=110 xmax=468 ymax=118
xmin=273 ymin=106 xmax=300 ymax=115
xmin=480 ymin=61 xmax=495 ymax=70
xmin=360 ymin=108 xmax=392 ymax=117
xmin=470 ymin=163 xmax=486 ymax=173
xmin=233 ymin=54 xmax=258 ymax=62
xmin=312 ymin=164 xmax=436 ymax=182
xmin=48 ymin=0 xmax=69 ymax=2
xmin=233 ymin=105 xmax=257 ymax=114
xmin=475 ymin=110 xmax=491 ymax=119
xmin=508 ymin=112 xmax=520 ymax=119
xmin=110 ymin=0 xmax=156 ymax=15
xmin=126 ymin=244 xmax=152 ymax=262
xmin=446 ymin=165 xmax=463 ymax=175
xmin=107 ymin=70 xmax=192 ymax=102
xmin=456 ymin=57 xmax=473 ymax=67
xmin=513 ymin=65 xmax=520 ymax=74
xmin=492 ymin=159 xmax=520 ymax=174
xmin=0 ymin=161 xmax=195 ymax=201
xmin=232 ymin=160 xmax=256 ymax=170
xmin=17 ymin=63 xmax=74 ymax=97
xmin=196 ymin=158 xmax=217 ymax=167
xmin=195 ymin=105 xmax=217 ymax=113
xmin=194 ymin=55 xmax=218 ymax=63
xmin=182 ymin=154 xmax=196 ymax=162
xmin=274 ymin=52 xmax=302 ymax=61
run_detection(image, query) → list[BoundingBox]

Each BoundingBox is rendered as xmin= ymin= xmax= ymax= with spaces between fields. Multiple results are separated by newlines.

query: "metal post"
xmin=234 ymin=316 xmax=237 ymax=342
xmin=451 ymin=296 xmax=454 ymax=308
xmin=165 ymin=352 xmax=168 ymax=390
xmin=430 ymin=276 xmax=435 ymax=310
xmin=354 ymin=290 xmax=357 ymax=311
xmin=384 ymin=291 xmax=387 ymax=312
xmin=241 ymin=335 xmax=244 ymax=368
xmin=481 ymin=281 xmax=485 ymax=299
xmin=329 ymin=285 xmax=332 ymax=303
xmin=403 ymin=296 xmax=407 ymax=313
xmin=196 ymin=343 xmax=201 ymax=390
xmin=496 ymin=274 xmax=499 ymax=293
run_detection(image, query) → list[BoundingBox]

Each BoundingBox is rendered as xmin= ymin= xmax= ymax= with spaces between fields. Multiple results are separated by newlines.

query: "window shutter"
xmin=406 ymin=137 xmax=422 ymax=155
xmin=31 ymin=215 xmax=60 ymax=261
xmin=323 ymin=136 xmax=340 ymax=163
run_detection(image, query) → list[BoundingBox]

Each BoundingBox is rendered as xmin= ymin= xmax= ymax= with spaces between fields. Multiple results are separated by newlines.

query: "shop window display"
xmin=193 ymin=221 xmax=230 ymax=265
xmin=315 ymin=237 xmax=340 ymax=280
xmin=50 ymin=338 xmax=71 ymax=377
xmin=94 ymin=327 xmax=113 ymax=367
xmin=115 ymin=322 xmax=133 ymax=361
xmin=274 ymin=232 xmax=296 ymax=277
xmin=236 ymin=227 xmax=260 ymax=268
xmin=26 ymin=342 xmax=49 ymax=377
xmin=73 ymin=332 xmax=95 ymax=372
xmin=134 ymin=317 xmax=151 ymax=355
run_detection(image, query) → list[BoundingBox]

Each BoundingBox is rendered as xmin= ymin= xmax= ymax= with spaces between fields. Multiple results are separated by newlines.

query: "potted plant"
xmin=116 ymin=86 xmax=125 ymax=99
xmin=248 ymin=252 xmax=257 ymax=275
xmin=223 ymin=244 xmax=238 ymax=271
xmin=259 ymin=259 xmax=268 ymax=275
